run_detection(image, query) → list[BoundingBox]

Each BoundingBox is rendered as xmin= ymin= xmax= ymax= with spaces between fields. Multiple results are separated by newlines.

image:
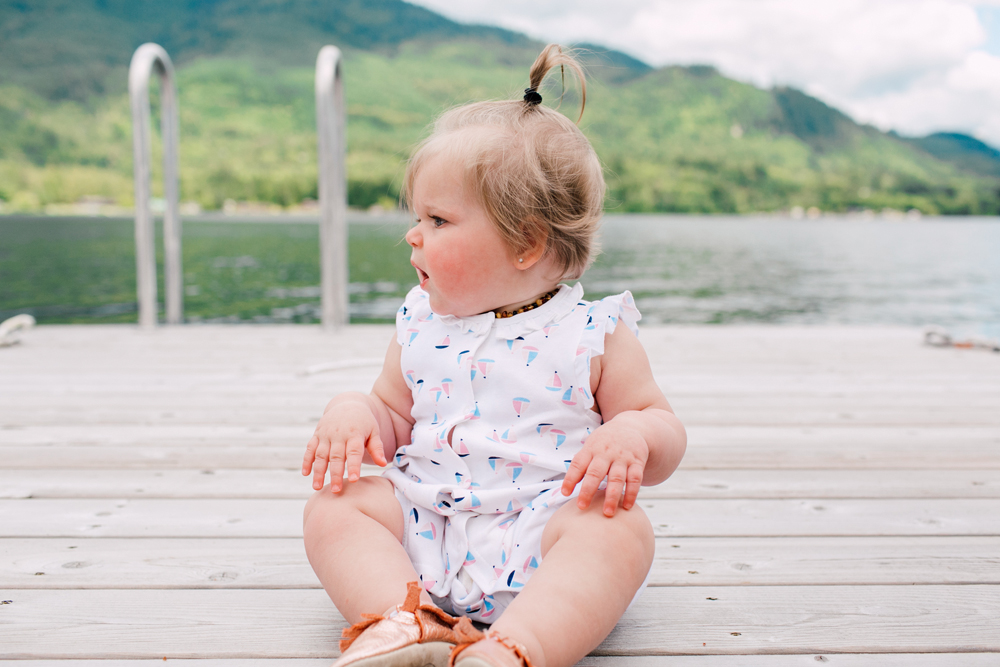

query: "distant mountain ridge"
xmin=0 ymin=0 xmax=998 ymax=214
xmin=0 ymin=0 xmax=537 ymax=100
xmin=906 ymin=133 xmax=1000 ymax=178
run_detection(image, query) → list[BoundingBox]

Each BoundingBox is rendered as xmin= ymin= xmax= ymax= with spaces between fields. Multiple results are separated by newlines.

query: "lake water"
xmin=350 ymin=215 xmax=1000 ymax=335
xmin=1 ymin=214 xmax=998 ymax=336
xmin=591 ymin=215 xmax=1000 ymax=332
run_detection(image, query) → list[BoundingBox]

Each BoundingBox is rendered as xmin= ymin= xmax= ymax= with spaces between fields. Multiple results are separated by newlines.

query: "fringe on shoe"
xmin=339 ymin=581 xmax=465 ymax=652
xmin=449 ymin=628 xmax=537 ymax=667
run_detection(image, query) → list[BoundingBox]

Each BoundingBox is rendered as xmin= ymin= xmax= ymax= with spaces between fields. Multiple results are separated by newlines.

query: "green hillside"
xmin=1 ymin=0 xmax=998 ymax=215
xmin=905 ymin=132 xmax=1000 ymax=178
xmin=0 ymin=0 xmax=534 ymax=101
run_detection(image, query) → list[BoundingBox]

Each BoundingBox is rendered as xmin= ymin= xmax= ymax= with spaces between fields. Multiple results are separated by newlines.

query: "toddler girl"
xmin=302 ymin=44 xmax=687 ymax=667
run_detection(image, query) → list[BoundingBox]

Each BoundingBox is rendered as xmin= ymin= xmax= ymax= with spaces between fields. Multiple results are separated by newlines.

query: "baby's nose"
xmin=405 ymin=225 xmax=421 ymax=247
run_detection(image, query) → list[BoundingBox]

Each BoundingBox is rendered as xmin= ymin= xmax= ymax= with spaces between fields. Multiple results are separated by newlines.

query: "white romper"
xmin=384 ymin=282 xmax=641 ymax=623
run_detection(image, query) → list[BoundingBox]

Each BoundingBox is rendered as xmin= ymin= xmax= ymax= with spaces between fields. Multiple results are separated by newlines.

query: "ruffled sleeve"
xmin=573 ymin=291 xmax=642 ymax=388
xmin=580 ymin=290 xmax=641 ymax=355
xmin=395 ymin=285 xmax=430 ymax=347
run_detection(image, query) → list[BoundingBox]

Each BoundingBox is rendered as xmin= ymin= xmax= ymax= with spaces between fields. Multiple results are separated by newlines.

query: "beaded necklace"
xmin=493 ymin=288 xmax=560 ymax=319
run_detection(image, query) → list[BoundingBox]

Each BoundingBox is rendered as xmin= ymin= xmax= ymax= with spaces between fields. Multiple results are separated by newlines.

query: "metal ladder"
xmin=129 ymin=43 xmax=181 ymax=327
xmin=129 ymin=43 xmax=348 ymax=329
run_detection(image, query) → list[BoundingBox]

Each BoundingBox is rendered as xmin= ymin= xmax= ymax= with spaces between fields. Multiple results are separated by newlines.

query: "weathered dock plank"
xmin=3 ymin=536 xmax=998 ymax=589
xmin=3 ymin=497 xmax=999 ymax=538
xmin=6 ymin=394 xmax=998 ymax=426
xmin=3 ymin=586 xmax=999 ymax=658
xmin=4 ymin=468 xmax=999 ymax=499
xmin=6 ymin=659 xmax=1000 ymax=667
xmin=5 ymin=658 xmax=1000 ymax=667
xmin=4 ymin=429 xmax=1000 ymax=470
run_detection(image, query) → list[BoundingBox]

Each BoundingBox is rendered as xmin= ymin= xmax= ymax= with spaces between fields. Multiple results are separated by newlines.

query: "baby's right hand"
xmin=301 ymin=398 xmax=389 ymax=492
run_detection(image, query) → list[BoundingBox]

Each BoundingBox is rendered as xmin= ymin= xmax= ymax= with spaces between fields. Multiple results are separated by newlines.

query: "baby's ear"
xmin=515 ymin=225 xmax=549 ymax=270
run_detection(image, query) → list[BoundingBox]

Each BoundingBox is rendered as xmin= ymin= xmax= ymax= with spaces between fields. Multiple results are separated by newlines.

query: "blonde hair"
xmin=403 ymin=44 xmax=605 ymax=280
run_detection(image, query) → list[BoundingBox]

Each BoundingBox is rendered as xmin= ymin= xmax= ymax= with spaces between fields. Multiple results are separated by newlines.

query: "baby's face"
xmin=405 ymin=152 xmax=522 ymax=317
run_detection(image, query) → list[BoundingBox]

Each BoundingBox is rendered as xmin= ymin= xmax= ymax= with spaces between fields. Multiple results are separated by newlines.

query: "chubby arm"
xmin=301 ymin=336 xmax=414 ymax=492
xmin=561 ymin=323 xmax=686 ymax=516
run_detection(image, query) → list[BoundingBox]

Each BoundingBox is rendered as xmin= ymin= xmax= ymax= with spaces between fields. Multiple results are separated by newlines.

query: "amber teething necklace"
xmin=493 ymin=288 xmax=560 ymax=319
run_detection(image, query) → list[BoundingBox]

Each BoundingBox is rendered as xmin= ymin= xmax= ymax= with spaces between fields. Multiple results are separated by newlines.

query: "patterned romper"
xmin=384 ymin=282 xmax=642 ymax=622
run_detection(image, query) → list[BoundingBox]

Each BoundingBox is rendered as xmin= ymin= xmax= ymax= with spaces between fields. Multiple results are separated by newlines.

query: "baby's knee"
xmin=303 ymin=485 xmax=344 ymax=537
xmin=601 ymin=499 xmax=654 ymax=566
xmin=302 ymin=477 xmax=401 ymax=540
xmin=594 ymin=505 xmax=654 ymax=589
xmin=548 ymin=492 xmax=655 ymax=564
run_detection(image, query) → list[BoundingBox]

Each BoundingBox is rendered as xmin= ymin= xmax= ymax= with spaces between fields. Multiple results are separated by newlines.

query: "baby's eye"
xmin=431 ymin=216 xmax=447 ymax=227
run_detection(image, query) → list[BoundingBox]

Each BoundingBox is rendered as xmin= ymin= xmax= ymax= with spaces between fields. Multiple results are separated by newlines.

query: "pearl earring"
xmin=518 ymin=258 xmax=524 ymax=263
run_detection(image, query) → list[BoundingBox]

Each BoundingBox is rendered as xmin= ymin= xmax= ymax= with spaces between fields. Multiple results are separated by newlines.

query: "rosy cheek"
xmin=433 ymin=253 xmax=478 ymax=289
xmin=430 ymin=237 xmax=486 ymax=278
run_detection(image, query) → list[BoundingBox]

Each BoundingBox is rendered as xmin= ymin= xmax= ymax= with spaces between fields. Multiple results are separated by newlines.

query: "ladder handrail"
xmin=129 ymin=43 xmax=182 ymax=327
xmin=315 ymin=45 xmax=349 ymax=330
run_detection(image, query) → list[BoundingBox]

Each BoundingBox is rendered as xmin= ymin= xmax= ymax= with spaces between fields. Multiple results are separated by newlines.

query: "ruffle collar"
xmin=432 ymin=283 xmax=584 ymax=338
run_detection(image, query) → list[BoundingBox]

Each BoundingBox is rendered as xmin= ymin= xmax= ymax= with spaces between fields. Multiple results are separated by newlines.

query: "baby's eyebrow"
xmin=417 ymin=198 xmax=459 ymax=222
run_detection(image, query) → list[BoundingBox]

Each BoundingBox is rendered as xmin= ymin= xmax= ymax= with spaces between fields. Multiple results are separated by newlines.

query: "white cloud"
xmin=409 ymin=0 xmax=1000 ymax=147
xmin=850 ymin=50 xmax=1000 ymax=140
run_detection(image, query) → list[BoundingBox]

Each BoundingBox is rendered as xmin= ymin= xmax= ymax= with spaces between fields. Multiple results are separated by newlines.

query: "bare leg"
xmin=303 ymin=476 xmax=432 ymax=621
xmin=484 ymin=490 xmax=655 ymax=667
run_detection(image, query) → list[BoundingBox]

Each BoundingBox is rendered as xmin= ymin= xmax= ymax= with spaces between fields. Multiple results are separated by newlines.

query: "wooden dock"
xmin=2 ymin=324 xmax=999 ymax=665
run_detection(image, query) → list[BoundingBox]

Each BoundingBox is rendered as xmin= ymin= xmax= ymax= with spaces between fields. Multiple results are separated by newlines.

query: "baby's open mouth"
xmin=415 ymin=266 xmax=429 ymax=284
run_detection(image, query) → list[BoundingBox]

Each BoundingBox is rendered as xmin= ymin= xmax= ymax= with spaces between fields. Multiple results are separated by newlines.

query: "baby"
xmin=302 ymin=44 xmax=687 ymax=667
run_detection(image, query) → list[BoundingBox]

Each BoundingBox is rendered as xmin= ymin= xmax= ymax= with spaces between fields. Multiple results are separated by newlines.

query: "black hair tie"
xmin=523 ymin=87 xmax=543 ymax=105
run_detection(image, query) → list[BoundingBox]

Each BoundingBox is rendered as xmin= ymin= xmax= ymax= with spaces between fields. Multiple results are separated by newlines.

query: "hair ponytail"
xmin=527 ymin=44 xmax=587 ymax=122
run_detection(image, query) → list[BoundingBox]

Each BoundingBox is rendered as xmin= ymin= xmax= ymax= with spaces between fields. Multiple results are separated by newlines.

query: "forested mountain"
xmin=1 ymin=0 xmax=998 ymax=214
xmin=0 ymin=0 xmax=537 ymax=101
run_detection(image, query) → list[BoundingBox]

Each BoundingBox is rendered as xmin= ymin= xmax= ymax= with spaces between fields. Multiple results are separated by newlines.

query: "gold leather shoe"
xmin=449 ymin=629 xmax=536 ymax=667
xmin=333 ymin=581 xmax=467 ymax=667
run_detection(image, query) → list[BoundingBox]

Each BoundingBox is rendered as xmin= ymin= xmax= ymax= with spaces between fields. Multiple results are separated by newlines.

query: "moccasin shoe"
xmin=449 ymin=630 xmax=536 ymax=667
xmin=333 ymin=581 xmax=463 ymax=667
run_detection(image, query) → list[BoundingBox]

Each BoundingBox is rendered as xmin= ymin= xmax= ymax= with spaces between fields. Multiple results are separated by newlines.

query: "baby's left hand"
xmin=561 ymin=419 xmax=649 ymax=517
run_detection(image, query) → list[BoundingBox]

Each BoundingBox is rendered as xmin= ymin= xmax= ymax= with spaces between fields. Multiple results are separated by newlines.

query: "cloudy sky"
xmin=408 ymin=0 xmax=1000 ymax=148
